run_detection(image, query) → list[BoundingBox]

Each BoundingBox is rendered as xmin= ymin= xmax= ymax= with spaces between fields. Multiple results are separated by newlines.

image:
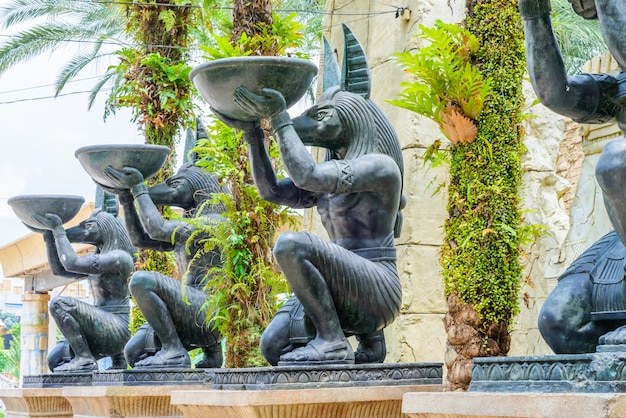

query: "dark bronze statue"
xmin=101 ymin=128 xmax=225 ymax=369
xmin=519 ymin=0 xmax=626 ymax=353
xmin=216 ymin=25 xmax=405 ymax=365
xmin=35 ymin=191 xmax=135 ymax=372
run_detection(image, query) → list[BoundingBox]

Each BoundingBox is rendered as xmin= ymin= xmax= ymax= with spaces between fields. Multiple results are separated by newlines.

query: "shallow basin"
xmin=8 ymin=195 xmax=85 ymax=230
xmin=75 ymin=144 xmax=170 ymax=188
xmin=190 ymin=57 xmax=317 ymax=121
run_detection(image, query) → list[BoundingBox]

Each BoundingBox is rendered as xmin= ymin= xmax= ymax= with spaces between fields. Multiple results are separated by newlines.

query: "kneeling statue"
xmin=36 ymin=193 xmax=135 ymax=372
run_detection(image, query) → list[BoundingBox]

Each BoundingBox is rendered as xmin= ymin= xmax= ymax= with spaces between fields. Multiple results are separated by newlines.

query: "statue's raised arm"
xmin=518 ymin=0 xmax=618 ymax=123
xmin=521 ymin=0 xmax=626 ymax=354
xmin=594 ymin=0 xmax=626 ymax=69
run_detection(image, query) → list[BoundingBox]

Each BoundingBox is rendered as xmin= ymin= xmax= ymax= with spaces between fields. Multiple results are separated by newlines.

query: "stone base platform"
xmin=0 ymin=388 xmax=73 ymax=418
xmin=93 ymin=368 xmax=209 ymax=386
xmin=212 ymin=362 xmax=443 ymax=390
xmin=23 ymin=372 xmax=92 ymax=388
xmin=173 ymin=385 xmax=440 ymax=418
xmin=470 ymin=353 xmax=626 ymax=393
xmin=1 ymin=362 xmax=442 ymax=418
xmin=402 ymin=392 xmax=626 ymax=418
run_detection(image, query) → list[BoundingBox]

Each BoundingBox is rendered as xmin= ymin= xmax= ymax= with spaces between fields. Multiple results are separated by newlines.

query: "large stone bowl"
xmin=75 ymin=144 xmax=171 ymax=189
xmin=190 ymin=57 xmax=318 ymax=121
xmin=8 ymin=195 xmax=85 ymax=230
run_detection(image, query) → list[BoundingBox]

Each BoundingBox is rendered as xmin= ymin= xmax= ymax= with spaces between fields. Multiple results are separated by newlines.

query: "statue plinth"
xmin=469 ymin=353 xmax=626 ymax=393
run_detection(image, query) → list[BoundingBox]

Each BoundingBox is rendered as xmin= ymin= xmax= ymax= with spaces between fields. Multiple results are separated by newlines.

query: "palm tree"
xmin=551 ymin=0 xmax=607 ymax=73
xmin=0 ymin=0 xmax=126 ymax=107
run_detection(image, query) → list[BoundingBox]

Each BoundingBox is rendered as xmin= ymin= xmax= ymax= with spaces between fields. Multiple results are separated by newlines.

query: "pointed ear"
xmin=323 ymin=35 xmax=341 ymax=92
xmin=340 ymin=24 xmax=371 ymax=99
xmin=184 ymin=116 xmax=206 ymax=163
xmin=95 ymin=186 xmax=119 ymax=216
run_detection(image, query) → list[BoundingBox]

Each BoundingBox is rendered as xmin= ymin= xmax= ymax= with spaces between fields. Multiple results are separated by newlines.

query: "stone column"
xmin=20 ymin=291 xmax=50 ymax=380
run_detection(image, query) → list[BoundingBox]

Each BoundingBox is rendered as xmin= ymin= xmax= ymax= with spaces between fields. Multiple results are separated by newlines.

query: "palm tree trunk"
xmin=231 ymin=0 xmax=275 ymax=55
xmin=443 ymin=294 xmax=510 ymax=391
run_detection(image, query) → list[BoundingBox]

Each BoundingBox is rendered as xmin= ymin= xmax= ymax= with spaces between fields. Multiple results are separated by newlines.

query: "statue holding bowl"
xmin=9 ymin=192 xmax=135 ymax=372
xmin=519 ymin=0 xmax=626 ymax=353
xmin=200 ymin=25 xmax=405 ymax=365
xmin=79 ymin=129 xmax=226 ymax=369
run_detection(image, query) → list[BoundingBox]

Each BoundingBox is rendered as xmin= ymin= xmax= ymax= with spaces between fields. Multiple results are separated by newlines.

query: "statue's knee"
xmin=128 ymin=271 xmax=156 ymax=297
xmin=273 ymin=232 xmax=309 ymax=264
xmin=538 ymin=304 xmax=560 ymax=336
xmin=49 ymin=296 xmax=74 ymax=319
xmin=259 ymin=328 xmax=282 ymax=366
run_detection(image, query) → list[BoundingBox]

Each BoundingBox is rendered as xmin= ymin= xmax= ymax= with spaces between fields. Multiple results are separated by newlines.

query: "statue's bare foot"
xmin=53 ymin=357 xmax=97 ymax=373
xmin=278 ymin=338 xmax=354 ymax=365
xmin=599 ymin=326 xmax=626 ymax=346
xmin=355 ymin=330 xmax=386 ymax=364
xmin=133 ymin=349 xmax=190 ymax=369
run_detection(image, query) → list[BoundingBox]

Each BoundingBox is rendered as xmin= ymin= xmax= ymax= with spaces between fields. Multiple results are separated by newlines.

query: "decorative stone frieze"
xmin=212 ymin=362 xmax=442 ymax=390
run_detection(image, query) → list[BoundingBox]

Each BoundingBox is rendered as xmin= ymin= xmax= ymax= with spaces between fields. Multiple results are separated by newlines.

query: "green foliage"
xmin=0 ymin=324 xmax=21 ymax=379
xmin=0 ymin=312 xmax=19 ymax=332
xmin=392 ymin=2 xmax=527 ymax=334
xmin=105 ymin=48 xmax=196 ymax=151
xmin=551 ymin=0 xmax=606 ymax=73
xmin=390 ymin=21 xmax=492 ymax=128
xmin=199 ymin=11 xmax=308 ymax=60
xmin=0 ymin=0 xmax=126 ymax=99
xmin=441 ymin=0 xmax=526 ymax=328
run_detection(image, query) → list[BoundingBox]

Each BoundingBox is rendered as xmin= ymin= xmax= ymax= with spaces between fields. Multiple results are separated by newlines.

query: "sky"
xmin=0 ymin=51 xmax=147 ymax=247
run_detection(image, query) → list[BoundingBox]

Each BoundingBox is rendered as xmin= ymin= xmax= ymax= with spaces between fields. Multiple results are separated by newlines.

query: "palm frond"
xmin=56 ymin=50 xmax=113 ymax=95
xmin=551 ymin=0 xmax=606 ymax=73
xmin=1 ymin=0 xmax=100 ymax=28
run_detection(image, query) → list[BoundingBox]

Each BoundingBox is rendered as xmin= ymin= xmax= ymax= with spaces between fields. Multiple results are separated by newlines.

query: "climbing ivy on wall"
xmin=393 ymin=0 xmax=526 ymax=391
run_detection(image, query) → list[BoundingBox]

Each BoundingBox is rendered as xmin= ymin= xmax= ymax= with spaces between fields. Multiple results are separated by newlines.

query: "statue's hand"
xmin=211 ymin=108 xmax=258 ymax=131
xmin=103 ymin=166 xmax=145 ymax=189
xmin=22 ymin=221 xmax=46 ymax=234
xmin=31 ymin=213 xmax=62 ymax=230
xmin=45 ymin=213 xmax=63 ymax=228
xmin=234 ymin=87 xmax=286 ymax=119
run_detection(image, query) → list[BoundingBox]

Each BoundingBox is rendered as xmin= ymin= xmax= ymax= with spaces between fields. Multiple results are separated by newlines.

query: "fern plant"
xmin=389 ymin=21 xmax=492 ymax=145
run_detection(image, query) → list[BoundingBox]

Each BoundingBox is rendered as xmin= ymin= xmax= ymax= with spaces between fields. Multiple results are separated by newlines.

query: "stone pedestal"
xmin=469 ymin=353 xmax=626 ymax=392
xmin=170 ymin=363 xmax=441 ymax=417
xmin=402 ymin=392 xmax=626 ymax=418
xmin=61 ymin=385 xmax=205 ymax=418
xmin=0 ymin=388 xmax=72 ymax=418
xmin=172 ymin=385 xmax=439 ymax=418
xmin=20 ymin=291 xmax=50 ymax=379
xmin=0 ymin=363 xmax=442 ymax=418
